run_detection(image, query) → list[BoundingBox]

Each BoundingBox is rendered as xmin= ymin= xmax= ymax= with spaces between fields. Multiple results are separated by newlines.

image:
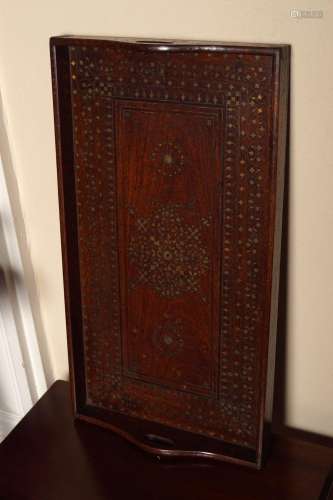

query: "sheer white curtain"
xmin=0 ymin=117 xmax=46 ymax=441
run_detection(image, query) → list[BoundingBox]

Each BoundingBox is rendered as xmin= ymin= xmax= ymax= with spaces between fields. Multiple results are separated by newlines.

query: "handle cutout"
xmin=145 ymin=433 xmax=176 ymax=447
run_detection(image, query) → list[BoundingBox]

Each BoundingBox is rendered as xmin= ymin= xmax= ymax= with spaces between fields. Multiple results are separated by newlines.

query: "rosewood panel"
xmin=50 ymin=36 xmax=290 ymax=468
xmin=116 ymin=100 xmax=222 ymax=399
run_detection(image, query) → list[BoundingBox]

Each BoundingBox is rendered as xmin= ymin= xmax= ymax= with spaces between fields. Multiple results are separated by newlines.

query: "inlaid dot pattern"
xmin=68 ymin=42 xmax=274 ymax=449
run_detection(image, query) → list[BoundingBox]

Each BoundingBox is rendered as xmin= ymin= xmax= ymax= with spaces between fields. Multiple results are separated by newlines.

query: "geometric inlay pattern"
xmin=67 ymin=40 xmax=277 ymax=450
xmin=150 ymin=142 xmax=185 ymax=177
xmin=152 ymin=317 xmax=185 ymax=357
xmin=129 ymin=204 xmax=210 ymax=299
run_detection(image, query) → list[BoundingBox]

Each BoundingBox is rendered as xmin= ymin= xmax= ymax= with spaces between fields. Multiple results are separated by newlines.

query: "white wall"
xmin=0 ymin=0 xmax=332 ymax=436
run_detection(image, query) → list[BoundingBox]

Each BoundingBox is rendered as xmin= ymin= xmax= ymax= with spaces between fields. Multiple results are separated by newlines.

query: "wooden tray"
xmin=50 ymin=36 xmax=290 ymax=468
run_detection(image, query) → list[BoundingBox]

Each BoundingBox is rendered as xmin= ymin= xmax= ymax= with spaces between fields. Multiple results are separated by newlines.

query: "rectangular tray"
xmin=50 ymin=35 xmax=290 ymax=468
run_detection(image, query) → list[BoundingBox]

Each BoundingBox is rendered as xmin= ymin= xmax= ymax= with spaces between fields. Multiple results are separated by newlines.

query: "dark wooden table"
xmin=0 ymin=381 xmax=332 ymax=500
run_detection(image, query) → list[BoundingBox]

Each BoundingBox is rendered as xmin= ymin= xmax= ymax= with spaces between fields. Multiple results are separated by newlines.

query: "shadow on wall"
xmin=272 ymin=97 xmax=290 ymax=435
xmin=0 ymin=90 xmax=54 ymax=394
